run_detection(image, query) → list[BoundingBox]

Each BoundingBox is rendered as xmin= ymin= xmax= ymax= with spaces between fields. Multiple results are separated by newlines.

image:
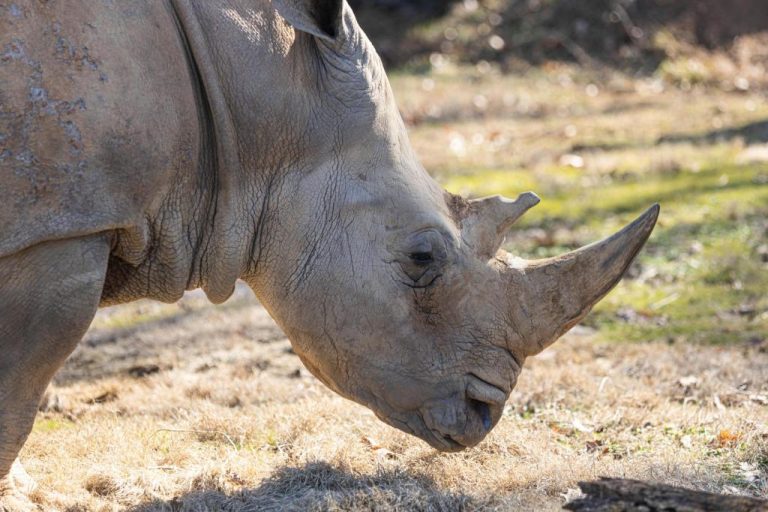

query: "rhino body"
xmin=1 ymin=0 xmax=315 ymax=305
xmin=0 ymin=1 xmax=657 ymax=507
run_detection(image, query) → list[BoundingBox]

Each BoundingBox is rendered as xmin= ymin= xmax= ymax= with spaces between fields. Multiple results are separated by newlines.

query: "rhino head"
xmin=245 ymin=0 xmax=658 ymax=451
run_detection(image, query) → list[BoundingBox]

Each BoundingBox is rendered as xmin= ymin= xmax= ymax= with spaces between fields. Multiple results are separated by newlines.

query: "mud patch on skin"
xmin=1 ymin=37 xmax=39 ymax=67
xmin=7 ymin=4 xmax=23 ymax=19
xmin=0 ymin=29 xmax=93 ymax=209
xmin=14 ymin=84 xmax=88 ymax=199
xmin=52 ymin=21 xmax=108 ymax=82
xmin=60 ymin=120 xmax=83 ymax=156
xmin=0 ymin=16 xmax=105 ymax=198
xmin=0 ymin=38 xmax=86 ymax=176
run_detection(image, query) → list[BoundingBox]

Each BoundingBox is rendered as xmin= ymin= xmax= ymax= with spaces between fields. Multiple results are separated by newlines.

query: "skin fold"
xmin=0 ymin=1 xmax=657 ymax=506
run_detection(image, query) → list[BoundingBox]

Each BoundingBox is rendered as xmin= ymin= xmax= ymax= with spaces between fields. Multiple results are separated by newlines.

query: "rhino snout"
xmin=419 ymin=376 xmax=506 ymax=451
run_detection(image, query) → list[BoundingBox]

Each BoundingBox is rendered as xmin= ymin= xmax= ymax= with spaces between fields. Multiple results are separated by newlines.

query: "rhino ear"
xmin=273 ymin=0 xmax=345 ymax=42
xmin=461 ymin=192 xmax=540 ymax=260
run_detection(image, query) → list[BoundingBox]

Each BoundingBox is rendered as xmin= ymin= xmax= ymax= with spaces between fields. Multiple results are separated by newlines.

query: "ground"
xmin=21 ymin=67 xmax=768 ymax=511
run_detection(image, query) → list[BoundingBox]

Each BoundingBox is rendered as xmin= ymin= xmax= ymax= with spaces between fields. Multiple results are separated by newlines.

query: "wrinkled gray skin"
xmin=0 ymin=0 xmax=658 ymax=507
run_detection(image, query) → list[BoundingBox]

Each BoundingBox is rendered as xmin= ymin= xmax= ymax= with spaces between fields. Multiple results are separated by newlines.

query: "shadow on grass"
xmin=57 ymin=294 xmax=286 ymax=385
xmin=573 ymin=119 xmax=768 ymax=154
xmin=659 ymin=120 xmax=768 ymax=146
xmin=128 ymin=461 xmax=493 ymax=512
xmin=84 ymin=306 xmax=204 ymax=348
xmin=532 ymin=164 xmax=766 ymax=231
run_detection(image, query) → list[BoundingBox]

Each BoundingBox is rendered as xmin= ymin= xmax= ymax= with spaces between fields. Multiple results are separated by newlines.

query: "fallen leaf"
xmin=549 ymin=422 xmax=571 ymax=436
xmin=715 ymin=429 xmax=742 ymax=447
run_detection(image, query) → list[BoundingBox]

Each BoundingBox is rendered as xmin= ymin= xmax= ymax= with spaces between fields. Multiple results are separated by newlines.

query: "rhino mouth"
xmin=375 ymin=404 xmax=466 ymax=452
xmin=422 ymin=419 xmax=467 ymax=452
xmin=415 ymin=375 xmax=507 ymax=452
xmin=367 ymin=373 xmax=508 ymax=451
xmin=418 ymin=401 xmax=499 ymax=452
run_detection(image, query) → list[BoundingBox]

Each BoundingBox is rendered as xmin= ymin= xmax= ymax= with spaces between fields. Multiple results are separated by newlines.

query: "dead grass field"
xmin=20 ymin=68 xmax=768 ymax=510
xmin=24 ymin=289 xmax=768 ymax=511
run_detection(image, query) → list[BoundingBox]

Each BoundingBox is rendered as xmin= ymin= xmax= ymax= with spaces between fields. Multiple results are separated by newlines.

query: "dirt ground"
xmin=15 ymin=37 xmax=768 ymax=511
xmin=20 ymin=283 xmax=767 ymax=511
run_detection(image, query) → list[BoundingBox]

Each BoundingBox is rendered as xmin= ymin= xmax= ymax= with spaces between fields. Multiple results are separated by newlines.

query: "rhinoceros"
xmin=0 ymin=0 xmax=658 ymax=507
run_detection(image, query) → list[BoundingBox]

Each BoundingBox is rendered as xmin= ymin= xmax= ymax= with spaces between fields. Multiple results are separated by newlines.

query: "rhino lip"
xmin=373 ymin=407 xmax=465 ymax=451
xmin=422 ymin=420 xmax=466 ymax=451
xmin=466 ymin=374 xmax=507 ymax=407
xmin=371 ymin=377 xmax=506 ymax=451
xmin=418 ymin=387 xmax=505 ymax=450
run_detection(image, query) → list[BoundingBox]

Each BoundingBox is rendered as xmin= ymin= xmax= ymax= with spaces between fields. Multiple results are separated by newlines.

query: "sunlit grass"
xmin=18 ymin=67 xmax=768 ymax=511
xmin=441 ymin=159 xmax=767 ymax=346
xmin=405 ymin=67 xmax=768 ymax=346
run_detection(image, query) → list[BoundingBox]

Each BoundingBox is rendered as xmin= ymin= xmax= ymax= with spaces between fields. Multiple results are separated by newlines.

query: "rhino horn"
xmin=501 ymin=204 xmax=660 ymax=357
xmin=463 ymin=192 xmax=540 ymax=259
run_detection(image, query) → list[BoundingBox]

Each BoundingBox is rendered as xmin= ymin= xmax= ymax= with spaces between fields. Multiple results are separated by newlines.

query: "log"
xmin=563 ymin=477 xmax=768 ymax=512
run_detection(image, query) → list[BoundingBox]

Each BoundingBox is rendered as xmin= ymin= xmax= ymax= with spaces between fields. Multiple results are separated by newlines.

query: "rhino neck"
xmin=173 ymin=0 xmax=416 ymax=304
xmin=172 ymin=0 xmax=307 ymax=303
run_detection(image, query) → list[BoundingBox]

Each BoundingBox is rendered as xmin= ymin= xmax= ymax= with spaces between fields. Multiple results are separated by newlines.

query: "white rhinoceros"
xmin=0 ymin=0 xmax=658 ymax=507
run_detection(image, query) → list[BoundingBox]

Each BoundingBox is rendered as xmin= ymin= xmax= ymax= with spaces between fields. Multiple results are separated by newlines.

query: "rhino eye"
xmin=396 ymin=230 xmax=447 ymax=287
xmin=409 ymin=251 xmax=433 ymax=265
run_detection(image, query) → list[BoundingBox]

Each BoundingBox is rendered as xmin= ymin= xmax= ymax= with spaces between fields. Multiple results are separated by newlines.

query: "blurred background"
xmin=28 ymin=2 xmax=768 ymax=509
xmin=348 ymin=0 xmax=768 ymax=346
xmin=350 ymin=0 xmax=768 ymax=79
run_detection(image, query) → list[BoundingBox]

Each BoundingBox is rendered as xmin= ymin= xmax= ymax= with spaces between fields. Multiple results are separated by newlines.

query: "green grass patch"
xmin=440 ymin=155 xmax=768 ymax=344
xmin=33 ymin=417 xmax=75 ymax=433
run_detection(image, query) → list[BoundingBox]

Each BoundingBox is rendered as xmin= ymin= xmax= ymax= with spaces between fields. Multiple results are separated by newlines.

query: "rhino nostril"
xmin=469 ymin=399 xmax=492 ymax=431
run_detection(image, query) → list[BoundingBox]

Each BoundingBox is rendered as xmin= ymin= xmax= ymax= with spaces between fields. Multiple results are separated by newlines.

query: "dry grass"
xmin=19 ymin=68 xmax=768 ymax=510
xmin=21 ymin=287 xmax=767 ymax=511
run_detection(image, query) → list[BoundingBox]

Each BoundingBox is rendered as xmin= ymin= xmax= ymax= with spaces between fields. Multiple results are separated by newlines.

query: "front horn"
xmin=498 ymin=204 xmax=660 ymax=357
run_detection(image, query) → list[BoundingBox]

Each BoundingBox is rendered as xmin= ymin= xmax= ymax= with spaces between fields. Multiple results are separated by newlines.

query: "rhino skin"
xmin=0 ymin=0 xmax=659 ymax=506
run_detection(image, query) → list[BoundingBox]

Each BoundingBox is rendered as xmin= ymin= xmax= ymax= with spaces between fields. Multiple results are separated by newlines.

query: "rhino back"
xmin=0 ymin=1 xmax=205 ymax=297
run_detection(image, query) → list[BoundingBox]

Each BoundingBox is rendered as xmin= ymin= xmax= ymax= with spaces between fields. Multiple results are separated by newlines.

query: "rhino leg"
xmin=0 ymin=234 xmax=109 ymax=509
